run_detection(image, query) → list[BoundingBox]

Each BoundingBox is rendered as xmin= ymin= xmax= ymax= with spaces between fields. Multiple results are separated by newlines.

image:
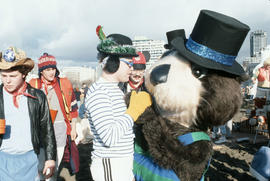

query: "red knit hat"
xmin=132 ymin=51 xmax=150 ymax=70
xmin=38 ymin=53 xmax=58 ymax=77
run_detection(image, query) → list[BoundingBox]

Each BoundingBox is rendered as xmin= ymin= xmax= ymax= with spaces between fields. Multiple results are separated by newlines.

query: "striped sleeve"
xmin=85 ymin=87 xmax=133 ymax=147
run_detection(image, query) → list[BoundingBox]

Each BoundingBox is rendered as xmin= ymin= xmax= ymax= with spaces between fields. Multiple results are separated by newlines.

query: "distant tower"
xmin=250 ymin=30 xmax=267 ymax=57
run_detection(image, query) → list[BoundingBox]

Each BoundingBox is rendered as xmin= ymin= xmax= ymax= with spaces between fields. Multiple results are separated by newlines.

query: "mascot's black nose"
xmin=150 ymin=64 xmax=171 ymax=86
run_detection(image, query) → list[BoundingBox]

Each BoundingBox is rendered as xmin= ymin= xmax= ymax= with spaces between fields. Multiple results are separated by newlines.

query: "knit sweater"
xmin=84 ymin=78 xmax=134 ymax=158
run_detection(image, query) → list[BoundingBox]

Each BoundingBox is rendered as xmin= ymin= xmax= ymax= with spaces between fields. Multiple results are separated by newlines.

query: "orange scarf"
xmin=6 ymin=82 xmax=36 ymax=108
xmin=129 ymin=78 xmax=144 ymax=90
xmin=40 ymin=77 xmax=72 ymax=134
xmin=41 ymin=77 xmax=57 ymax=95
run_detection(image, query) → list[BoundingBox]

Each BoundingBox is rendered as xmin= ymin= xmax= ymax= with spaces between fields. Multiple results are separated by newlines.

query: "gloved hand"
xmin=126 ymin=91 xmax=152 ymax=122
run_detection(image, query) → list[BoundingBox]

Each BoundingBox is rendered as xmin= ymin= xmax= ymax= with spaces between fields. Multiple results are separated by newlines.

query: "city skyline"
xmin=1 ymin=0 xmax=270 ymax=66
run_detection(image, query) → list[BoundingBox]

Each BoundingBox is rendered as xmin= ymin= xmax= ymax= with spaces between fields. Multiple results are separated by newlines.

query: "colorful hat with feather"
xmin=96 ymin=25 xmax=138 ymax=57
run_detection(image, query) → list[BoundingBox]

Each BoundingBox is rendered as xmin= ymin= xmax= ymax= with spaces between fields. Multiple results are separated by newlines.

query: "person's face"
xmin=1 ymin=70 xmax=25 ymax=93
xmin=116 ymin=58 xmax=133 ymax=82
xmin=41 ymin=68 xmax=56 ymax=82
xmin=265 ymin=65 xmax=270 ymax=70
xmin=130 ymin=69 xmax=145 ymax=83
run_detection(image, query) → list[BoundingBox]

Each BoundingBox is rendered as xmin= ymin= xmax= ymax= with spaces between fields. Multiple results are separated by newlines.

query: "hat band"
xmin=186 ymin=37 xmax=236 ymax=66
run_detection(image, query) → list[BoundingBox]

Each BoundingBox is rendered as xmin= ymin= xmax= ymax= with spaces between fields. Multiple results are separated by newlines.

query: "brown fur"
xmin=196 ymin=73 xmax=242 ymax=130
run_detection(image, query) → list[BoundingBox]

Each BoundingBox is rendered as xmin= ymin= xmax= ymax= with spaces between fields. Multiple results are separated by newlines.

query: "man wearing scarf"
xmin=29 ymin=53 xmax=79 ymax=180
xmin=119 ymin=51 xmax=150 ymax=94
xmin=0 ymin=47 xmax=56 ymax=180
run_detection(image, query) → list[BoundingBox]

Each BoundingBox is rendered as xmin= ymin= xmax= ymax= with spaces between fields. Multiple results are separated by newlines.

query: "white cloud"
xmin=1 ymin=0 xmax=270 ymax=65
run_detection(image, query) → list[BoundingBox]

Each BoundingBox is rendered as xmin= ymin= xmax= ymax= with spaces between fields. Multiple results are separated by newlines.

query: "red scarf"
xmin=6 ymin=82 xmax=37 ymax=108
xmin=41 ymin=77 xmax=57 ymax=95
xmin=129 ymin=78 xmax=144 ymax=90
xmin=40 ymin=76 xmax=72 ymax=135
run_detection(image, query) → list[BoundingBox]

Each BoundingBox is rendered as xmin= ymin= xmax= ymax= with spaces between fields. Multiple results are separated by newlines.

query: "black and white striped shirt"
xmin=85 ymin=78 xmax=134 ymax=158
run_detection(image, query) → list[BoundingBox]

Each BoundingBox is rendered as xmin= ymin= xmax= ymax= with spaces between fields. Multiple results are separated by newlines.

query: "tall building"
xmin=132 ymin=36 xmax=166 ymax=69
xmin=250 ymin=30 xmax=267 ymax=57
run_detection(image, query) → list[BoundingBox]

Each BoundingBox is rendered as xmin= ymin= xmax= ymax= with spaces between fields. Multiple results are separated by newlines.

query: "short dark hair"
xmin=10 ymin=65 xmax=30 ymax=76
xmin=103 ymin=55 xmax=120 ymax=73
xmin=0 ymin=65 xmax=30 ymax=80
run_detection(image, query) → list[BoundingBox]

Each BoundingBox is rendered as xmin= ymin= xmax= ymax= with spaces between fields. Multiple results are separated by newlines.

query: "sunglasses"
xmin=120 ymin=59 xmax=133 ymax=68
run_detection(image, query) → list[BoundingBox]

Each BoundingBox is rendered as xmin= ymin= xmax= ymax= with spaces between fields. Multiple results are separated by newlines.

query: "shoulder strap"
xmin=33 ymin=79 xmax=41 ymax=89
xmin=35 ymin=79 xmax=38 ymax=88
xmin=57 ymin=78 xmax=71 ymax=120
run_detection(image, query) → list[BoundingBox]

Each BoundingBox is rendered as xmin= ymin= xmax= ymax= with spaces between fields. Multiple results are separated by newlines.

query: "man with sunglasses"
xmin=119 ymin=51 xmax=150 ymax=94
xmin=84 ymin=28 xmax=152 ymax=181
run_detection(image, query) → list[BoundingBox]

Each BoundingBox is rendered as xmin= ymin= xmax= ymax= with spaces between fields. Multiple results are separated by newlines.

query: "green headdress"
xmin=96 ymin=25 xmax=138 ymax=57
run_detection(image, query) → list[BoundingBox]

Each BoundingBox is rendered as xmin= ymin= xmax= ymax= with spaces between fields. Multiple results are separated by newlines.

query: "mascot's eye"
xmin=191 ymin=66 xmax=208 ymax=79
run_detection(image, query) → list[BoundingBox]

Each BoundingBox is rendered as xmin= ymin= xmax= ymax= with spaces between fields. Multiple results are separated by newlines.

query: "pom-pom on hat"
xmin=0 ymin=46 xmax=34 ymax=73
xmin=132 ymin=51 xmax=150 ymax=70
xmin=171 ymin=9 xmax=250 ymax=76
xmin=38 ymin=53 xmax=59 ymax=77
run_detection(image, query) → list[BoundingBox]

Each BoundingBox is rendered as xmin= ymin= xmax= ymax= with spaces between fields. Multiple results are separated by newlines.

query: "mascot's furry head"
xmin=133 ymin=10 xmax=250 ymax=181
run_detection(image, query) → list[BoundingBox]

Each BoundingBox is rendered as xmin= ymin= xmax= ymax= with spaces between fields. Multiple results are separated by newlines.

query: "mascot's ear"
xmin=237 ymin=73 xmax=250 ymax=83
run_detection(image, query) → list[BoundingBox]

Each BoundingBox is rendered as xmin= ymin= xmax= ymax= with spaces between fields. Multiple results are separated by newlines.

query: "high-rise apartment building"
xmin=250 ymin=30 xmax=267 ymax=57
xmin=132 ymin=36 xmax=166 ymax=69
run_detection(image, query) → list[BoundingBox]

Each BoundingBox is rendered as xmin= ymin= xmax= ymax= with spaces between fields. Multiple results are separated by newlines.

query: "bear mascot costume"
xmin=132 ymin=10 xmax=250 ymax=181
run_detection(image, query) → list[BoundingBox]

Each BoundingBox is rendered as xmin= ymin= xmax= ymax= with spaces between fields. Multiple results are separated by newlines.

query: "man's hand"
xmin=43 ymin=160 xmax=55 ymax=179
xmin=71 ymin=118 xmax=77 ymax=141
xmin=71 ymin=127 xmax=77 ymax=141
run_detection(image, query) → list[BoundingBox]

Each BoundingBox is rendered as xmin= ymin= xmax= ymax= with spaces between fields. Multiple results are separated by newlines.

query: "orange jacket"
xmin=29 ymin=77 xmax=78 ymax=120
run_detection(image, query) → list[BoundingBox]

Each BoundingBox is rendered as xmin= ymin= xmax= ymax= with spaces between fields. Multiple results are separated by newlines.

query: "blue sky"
xmin=1 ymin=0 xmax=270 ymax=67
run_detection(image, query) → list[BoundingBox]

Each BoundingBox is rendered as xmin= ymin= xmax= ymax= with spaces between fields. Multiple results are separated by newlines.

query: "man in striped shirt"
xmin=85 ymin=30 xmax=152 ymax=181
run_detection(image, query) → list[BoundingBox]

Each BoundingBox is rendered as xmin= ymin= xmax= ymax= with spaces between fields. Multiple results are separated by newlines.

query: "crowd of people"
xmin=0 ymin=10 xmax=269 ymax=181
xmin=0 ymin=30 xmax=153 ymax=180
